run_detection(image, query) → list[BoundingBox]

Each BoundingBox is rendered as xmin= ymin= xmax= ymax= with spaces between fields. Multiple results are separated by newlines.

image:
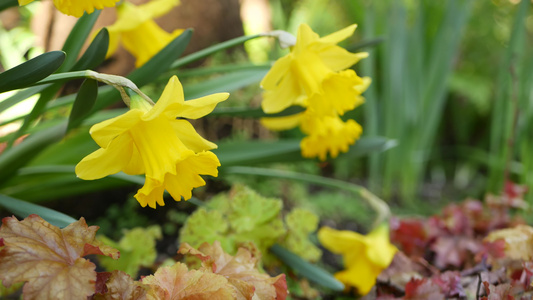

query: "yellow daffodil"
xmin=318 ymin=225 xmax=397 ymax=295
xmin=261 ymin=111 xmax=362 ymax=161
xmin=306 ymin=70 xmax=370 ymax=116
xmin=19 ymin=0 xmax=119 ymax=17
xmin=105 ymin=0 xmax=183 ymax=67
xmin=300 ymin=113 xmax=362 ymax=161
xmin=260 ymin=23 xmax=368 ymax=114
xmin=75 ymin=76 xmax=228 ymax=208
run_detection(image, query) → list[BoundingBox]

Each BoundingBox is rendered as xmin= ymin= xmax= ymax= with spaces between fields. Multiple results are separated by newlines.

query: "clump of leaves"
xmin=97 ymin=225 xmax=162 ymax=277
xmin=0 ymin=215 xmax=288 ymax=300
xmin=179 ymin=184 xmax=321 ymax=263
xmin=375 ymin=183 xmax=533 ymax=299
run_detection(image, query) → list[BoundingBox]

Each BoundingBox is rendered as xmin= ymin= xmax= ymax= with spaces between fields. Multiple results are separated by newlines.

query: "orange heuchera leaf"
xmin=485 ymin=225 xmax=533 ymax=261
xmin=179 ymin=241 xmax=288 ymax=300
xmin=93 ymin=270 xmax=147 ymax=300
xmin=142 ymin=262 xmax=235 ymax=300
xmin=0 ymin=215 xmax=119 ymax=300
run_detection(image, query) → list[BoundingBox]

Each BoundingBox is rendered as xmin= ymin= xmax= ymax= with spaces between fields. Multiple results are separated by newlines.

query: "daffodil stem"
xmin=221 ymin=166 xmax=391 ymax=229
xmin=32 ymin=70 xmax=156 ymax=107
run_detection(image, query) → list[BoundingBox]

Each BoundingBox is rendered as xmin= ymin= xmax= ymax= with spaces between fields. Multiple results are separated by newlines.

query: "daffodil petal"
xmin=318 ymin=49 xmax=368 ymax=72
xmin=140 ymin=0 xmax=180 ymax=19
xmin=319 ymin=24 xmax=357 ymax=45
xmin=90 ymin=109 xmax=143 ymax=148
xmin=52 ymin=0 xmax=119 ymax=17
xmin=260 ymin=113 xmax=303 ymax=131
xmin=144 ymin=76 xmax=184 ymax=121
xmin=261 ymin=74 xmax=303 ymax=114
xmin=165 ymin=151 xmax=220 ymax=201
xmin=173 ymin=93 xmax=229 ymax=119
xmin=260 ymin=55 xmax=292 ymax=90
xmin=171 ymin=119 xmax=217 ymax=152
xmin=123 ymin=145 xmax=145 ymax=175
xmin=18 ymin=0 xmax=34 ymax=5
xmin=317 ymin=227 xmax=366 ymax=254
xmin=75 ymin=133 xmax=133 ymax=180
xmin=105 ymin=27 xmax=121 ymax=58
xmin=335 ymin=265 xmax=380 ymax=295
xmin=293 ymin=23 xmax=320 ymax=53
xmin=135 ymin=177 xmax=166 ymax=208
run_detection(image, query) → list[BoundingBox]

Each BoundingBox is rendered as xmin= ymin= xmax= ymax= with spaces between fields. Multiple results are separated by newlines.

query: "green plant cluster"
xmin=179 ymin=184 xmax=321 ymax=263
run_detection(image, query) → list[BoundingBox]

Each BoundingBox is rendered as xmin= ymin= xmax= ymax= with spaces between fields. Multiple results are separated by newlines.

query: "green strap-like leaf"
xmin=0 ymin=85 xmax=50 ymax=113
xmin=0 ymin=194 xmax=76 ymax=228
xmin=0 ymin=51 xmax=65 ymax=93
xmin=215 ymin=137 xmax=396 ymax=166
xmin=91 ymin=29 xmax=193 ymax=111
xmin=58 ymin=10 xmax=102 ymax=72
xmin=67 ymin=79 xmax=98 ymax=131
xmin=270 ymin=244 xmax=344 ymax=291
xmin=0 ymin=0 xmax=18 ymax=12
xmin=71 ymin=28 xmax=109 ymax=71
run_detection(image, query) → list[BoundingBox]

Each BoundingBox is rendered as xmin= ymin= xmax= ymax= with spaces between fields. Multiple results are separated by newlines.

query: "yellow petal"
xmin=261 ymin=74 xmax=304 ymax=114
xmin=293 ymin=23 xmax=320 ymax=54
xmin=172 ymin=93 xmax=229 ymax=120
xmin=318 ymin=48 xmax=368 ymax=72
xmin=104 ymin=27 xmax=121 ymax=58
xmin=260 ymin=55 xmax=292 ymax=90
xmin=319 ymin=24 xmax=357 ymax=45
xmin=135 ymin=177 xmax=166 ymax=208
xmin=122 ymin=145 xmax=145 ymax=175
xmin=171 ymin=119 xmax=217 ymax=152
xmin=89 ymin=109 xmax=143 ymax=148
xmin=335 ymin=264 xmax=381 ymax=295
xmin=129 ymin=117 xmax=190 ymax=181
xmin=52 ymin=0 xmax=119 ymax=17
xmin=165 ymin=151 xmax=220 ymax=201
xmin=260 ymin=113 xmax=303 ymax=131
xmin=144 ymin=76 xmax=184 ymax=121
xmin=317 ymin=227 xmax=366 ymax=254
xmin=139 ymin=0 xmax=180 ymax=19
xmin=75 ymin=133 xmax=133 ymax=180
xmin=18 ymin=0 xmax=34 ymax=5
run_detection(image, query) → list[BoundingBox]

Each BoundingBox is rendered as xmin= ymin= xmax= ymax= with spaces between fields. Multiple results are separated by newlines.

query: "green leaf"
xmin=0 ymin=123 xmax=66 ymax=186
xmin=282 ymin=209 xmax=321 ymax=262
xmin=270 ymin=244 xmax=344 ymax=291
xmin=92 ymin=29 xmax=193 ymax=111
xmin=0 ymin=194 xmax=76 ymax=228
xmin=215 ymin=137 xmax=396 ymax=166
xmin=98 ymin=226 xmax=162 ymax=277
xmin=67 ymin=79 xmax=98 ymax=131
xmin=58 ymin=10 xmax=102 ymax=72
xmin=0 ymin=51 xmax=65 ymax=93
xmin=71 ymin=28 xmax=109 ymax=71
xmin=170 ymin=34 xmax=261 ymax=69
xmin=0 ymin=85 xmax=49 ymax=114
xmin=0 ymin=0 xmax=18 ymax=12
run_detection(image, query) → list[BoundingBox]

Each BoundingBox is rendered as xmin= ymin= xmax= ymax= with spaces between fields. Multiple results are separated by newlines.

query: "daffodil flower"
xmin=75 ymin=76 xmax=228 ymax=208
xmin=318 ymin=225 xmax=397 ymax=295
xmin=18 ymin=0 xmax=119 ymax=17
xmin=260 ymin=23 xmax=368 ymax=114
xmin=105 ymin=0 xmax=183 ymax=67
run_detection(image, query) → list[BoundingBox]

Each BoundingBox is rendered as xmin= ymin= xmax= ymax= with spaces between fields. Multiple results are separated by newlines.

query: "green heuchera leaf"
xmin=178 ymin=208 xmax=233 ymax=252
xmin=97 ymin=225 xmax=162 ymax=277
xmin=0 ymin=280 xmax=23 ymax=297
xmin=180 ymin=185 xmax=286 ymax=256
xmin=281 ymin=208 xmax=322 ymax=262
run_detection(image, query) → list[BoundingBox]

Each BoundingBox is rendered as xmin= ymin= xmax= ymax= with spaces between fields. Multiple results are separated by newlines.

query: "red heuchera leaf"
xmin=432 ymin=271 xmax=465 ymax=298
xmin=94 ymin=272 xmax=112 ymax=295
xmin=0 ymin=215 xmax=119 ymax=300
xmin=142 ymin=262 xmax=235 ymax=299
xmin=390 ymin=218 xmax=428 ymax=257
xmin=404 ymin=278 xmax=444 ymax=300
xmin=482 ymin=282 xmax=515 ymax=300
xmin=179 ymin=241 xmax=288 ymax=300
xmin=431 ymin=236 xmax=480 ymax=268
xmin=92 ymin=270 xmax=147 ymax=300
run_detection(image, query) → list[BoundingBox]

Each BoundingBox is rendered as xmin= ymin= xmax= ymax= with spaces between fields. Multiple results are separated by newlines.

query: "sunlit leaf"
xmin=485 ymin=225 xmax=533 ymax=261
xmin=93 ymin=271 xmax=147 ymax=300
xmin=282 ymin=208 xmax=321 ymax=262
xmin=142 ymin=262 xmax=235 ymax=300
xmin=179 ymin=241 xmax=288 ymax=300
xmin=0 ymin=215 xmax=119 ymax=300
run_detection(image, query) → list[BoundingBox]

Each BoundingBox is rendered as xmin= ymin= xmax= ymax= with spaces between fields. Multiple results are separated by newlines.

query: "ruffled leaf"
xmin=0 ymin=215 xmax=119 ymax=300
